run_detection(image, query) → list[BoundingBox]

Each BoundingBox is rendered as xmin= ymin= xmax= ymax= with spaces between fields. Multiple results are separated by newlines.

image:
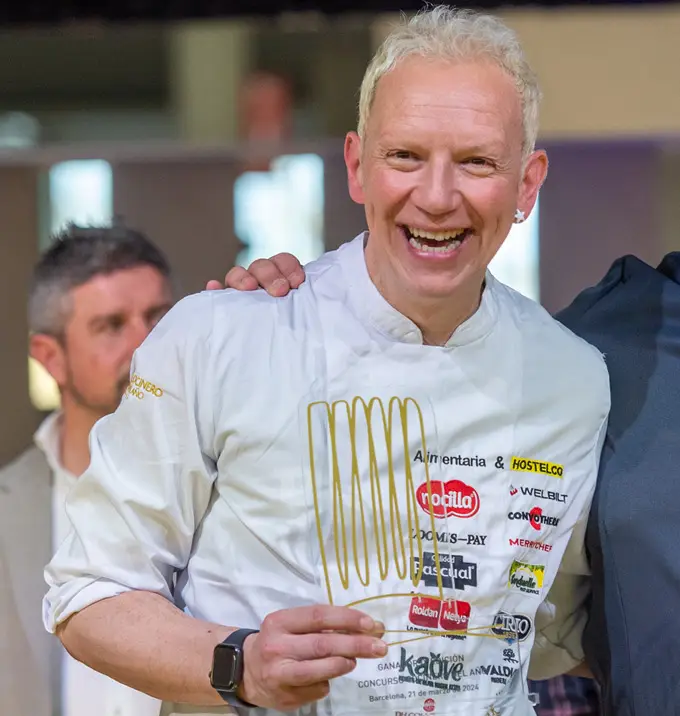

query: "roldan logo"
xmin=416 ymin=479 xmax=480 ymax=519
xmin=409 ymin=596 xmax=471 ymax=634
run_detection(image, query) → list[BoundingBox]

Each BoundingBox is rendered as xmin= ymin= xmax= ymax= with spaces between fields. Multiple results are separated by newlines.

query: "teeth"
xmin=409 ymin=236 xmax=462 ymax=253
xmin=408 ymin=227 xmax=466 ymax=241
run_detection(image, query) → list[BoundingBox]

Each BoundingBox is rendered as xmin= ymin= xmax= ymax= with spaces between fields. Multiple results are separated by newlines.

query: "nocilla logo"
xmin=125 ymin=373 xmax=164 ymax=401
xmin=306 ymin=396 xmax=501 ymax=648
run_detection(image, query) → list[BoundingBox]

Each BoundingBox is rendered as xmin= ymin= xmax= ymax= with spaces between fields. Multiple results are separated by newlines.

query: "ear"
xmin=344 ymin=131 xmax=365 ymax=205
xmin=517 ymin=149 xmax=549 ymax=218
xmin=29 ymin=333 xmax=68 ymax=388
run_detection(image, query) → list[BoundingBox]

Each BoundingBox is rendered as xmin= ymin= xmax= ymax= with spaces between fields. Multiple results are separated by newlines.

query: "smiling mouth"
xmin=402 ymin=226 xmax=472 ymax=253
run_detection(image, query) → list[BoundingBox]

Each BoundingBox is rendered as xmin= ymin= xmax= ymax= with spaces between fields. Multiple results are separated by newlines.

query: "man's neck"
xmin=365 ymin=254 xmax=485 ymax=346
xmin=58 ymin=402 xmax=102 ymax=477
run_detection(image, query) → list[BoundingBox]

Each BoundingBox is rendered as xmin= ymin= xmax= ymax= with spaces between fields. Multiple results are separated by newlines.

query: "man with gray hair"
xmin=0 ymin=223 xmax=173 ymax=715
xmin=44 ymin=7 xmax=608 ymax=716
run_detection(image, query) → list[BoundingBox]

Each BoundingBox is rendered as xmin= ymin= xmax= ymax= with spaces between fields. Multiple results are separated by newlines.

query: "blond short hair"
xmin=358 ymin=5 xmax=541 ymax=157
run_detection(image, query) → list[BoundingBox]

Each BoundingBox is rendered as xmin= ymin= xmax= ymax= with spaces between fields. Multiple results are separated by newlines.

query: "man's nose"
xmin=127 ymin=318 xmax=153 ymax=354
xmin=414 ymin=160 xmax=462 ymax=217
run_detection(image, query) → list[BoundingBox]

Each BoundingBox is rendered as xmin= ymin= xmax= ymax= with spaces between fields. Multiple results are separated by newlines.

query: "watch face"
xmin=211 ymin=643 xmax=242 ymax=691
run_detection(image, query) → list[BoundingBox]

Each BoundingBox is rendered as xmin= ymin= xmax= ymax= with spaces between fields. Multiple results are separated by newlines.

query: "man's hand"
xmin=205 ymin=253 xmax=305 ymax=297
xmin=239 ymin=605 xmax=387 ymax=712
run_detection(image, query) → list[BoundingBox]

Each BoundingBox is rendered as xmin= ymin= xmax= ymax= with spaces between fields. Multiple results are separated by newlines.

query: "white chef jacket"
xmin=37 ymin=413 xmax=162 ymax=716
xmin=44 ymin=234 xmax=610 ymax=716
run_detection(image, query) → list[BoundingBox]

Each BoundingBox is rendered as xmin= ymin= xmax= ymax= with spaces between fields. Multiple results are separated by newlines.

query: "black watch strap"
xmin=210 ymin=628 xmax=260 ymax=709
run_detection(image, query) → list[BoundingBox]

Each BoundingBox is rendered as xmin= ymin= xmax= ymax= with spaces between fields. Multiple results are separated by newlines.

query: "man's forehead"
xmin=368 ymin=55 xmax=522 ymax=138
xmin=69 ymin=267 xmax=170 ymax=316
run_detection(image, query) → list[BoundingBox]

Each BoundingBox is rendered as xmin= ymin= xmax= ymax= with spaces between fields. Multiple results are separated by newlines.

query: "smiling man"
xmin=44 ymin=7 xmax=609 ymax=716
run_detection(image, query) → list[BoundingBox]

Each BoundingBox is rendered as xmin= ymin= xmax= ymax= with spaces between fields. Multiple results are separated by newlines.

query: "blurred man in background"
xmin=0 ymin=223 xmax=173 ymax=716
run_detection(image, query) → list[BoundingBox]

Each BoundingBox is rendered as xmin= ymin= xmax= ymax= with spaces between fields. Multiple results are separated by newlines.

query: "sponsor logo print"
xmin=508 ymin=560 xmax=544 ymax=595
xmin=508 ymin=506 xmax=559 ymax=531
xmin=408 ymin=596 xmax=470 ymax=639
xmin=491 ymin=612 xmax=533 ymax=643
xmin=509 ymin=537 xmax=552 ymax=553
xmin=412 ymin=552 xmax=478 ymax=590
xmin=424 ymin=699 xmax=436 ymax=713
xmin=398 ymin=647 xmax=464 ymax=690
xmin=467 ymin=664 xmax=518 ymax=685
xmin=414 ymin=450 xmax=486 ymax=468
xmin=414 ymin=529 xmax=487 ymax=547
xmin=509 ymin=484 xmax=567 ymax=504
xmin=510 ymin=456 xmax=563 ymax=478
xmin=416 ymin=480 xmax=480 ymax=519
xmin=125 ymin=373 xmax=164 ymax=401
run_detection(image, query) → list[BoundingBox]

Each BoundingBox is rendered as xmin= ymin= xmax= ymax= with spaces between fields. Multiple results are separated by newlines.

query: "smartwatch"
xmin=209 ymin=628 xmax=260 ymax=708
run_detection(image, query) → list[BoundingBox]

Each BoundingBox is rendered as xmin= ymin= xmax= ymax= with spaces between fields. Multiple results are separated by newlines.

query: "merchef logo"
xmin=409 ymin=596 xmax=470 ymax=637
xmin=509 ymin=537 xmax=552 ymax=553
xmin=491 ymin=612 xmax=533 ymax=643
xmin=412 ymin=552 xmax=477 ymax=590
xmin=508 ymin=560 xmax=544 ymax=595
xmin=510 ymin=456 xmax=563 ymax=478
xmin=416 ymin=479 xmax=480 ymax=519
xmin=508 ymin=506 xmax=559 ymax=532
xmin=125 ymin=373 xmax=164 ymax=401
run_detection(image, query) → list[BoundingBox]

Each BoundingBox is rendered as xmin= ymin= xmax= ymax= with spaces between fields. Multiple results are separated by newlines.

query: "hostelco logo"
xmin=416 ymin=479 xmax=480 ymax=519
xmin=409 ymin=596 xmax=470 ymax=639
xmin=507 ymin=506 xmax=559 ymax=532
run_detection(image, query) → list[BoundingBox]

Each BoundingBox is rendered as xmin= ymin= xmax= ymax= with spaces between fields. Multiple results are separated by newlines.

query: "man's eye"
xmin=390 ymin=150 xmax=415 ymax=160
xmin=104 ymin=318 xmax=124 ymax=333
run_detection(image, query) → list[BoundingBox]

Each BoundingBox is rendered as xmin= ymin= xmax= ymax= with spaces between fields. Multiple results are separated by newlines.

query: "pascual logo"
xmin=508 ymin=560 xmax=544 ymax=595
xmin=409 ymin=596 xmax=470 ymax=639
xmin=509 ymin=537 xmax=552 ymax=553
xmin=412 ymin=552 xmax=477 ymax=590
xmin=491 ymin=612 xmax=533 ymax=643
xmin=416 ymin=479 xmax=480 ymax=519
xmin=414 ymin=529 xmax=487 ymax=547
xmin=510 ymin=484 xmax=567 ymax=504
xmin=508 ymin=506 xmax=559 ymax=531
xmin=510 ymin=456 xmax=563 ymax=478
xmin=398 ymin=647 xmax=464 ymax=690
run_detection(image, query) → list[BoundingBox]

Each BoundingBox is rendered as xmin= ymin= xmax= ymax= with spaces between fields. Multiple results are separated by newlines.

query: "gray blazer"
xmin=0 ymin=445 xmax=59 ymax=716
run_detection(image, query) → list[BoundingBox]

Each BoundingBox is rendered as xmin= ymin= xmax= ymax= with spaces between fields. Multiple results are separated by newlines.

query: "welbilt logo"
xmin=416 ymin=479 xmax=480 ymax=519
xmin=409 ymin=596 xmax=470 ymax=635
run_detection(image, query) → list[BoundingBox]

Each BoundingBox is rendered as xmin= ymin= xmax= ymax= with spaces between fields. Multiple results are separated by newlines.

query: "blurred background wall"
xmin=1 ymin=2 xmax=680 ymax=463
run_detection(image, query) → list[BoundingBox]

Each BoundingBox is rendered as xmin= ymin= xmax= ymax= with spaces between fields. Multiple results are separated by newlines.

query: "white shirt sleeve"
xmin=43 ymin=292 xmax=218 ymax=633
xmin=527 ymin=421 xmax=607 ymax=680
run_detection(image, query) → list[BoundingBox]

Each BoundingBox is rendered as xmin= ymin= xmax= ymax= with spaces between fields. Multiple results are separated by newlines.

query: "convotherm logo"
xmin=508 ymin=506 xmax=559 ymax=531
xmin=416 ymin=479 xmax=480 ymax=519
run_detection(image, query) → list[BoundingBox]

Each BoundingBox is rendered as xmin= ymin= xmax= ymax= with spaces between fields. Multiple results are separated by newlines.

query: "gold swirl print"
xmin=307 ymin=396 xmax=478 ymax=646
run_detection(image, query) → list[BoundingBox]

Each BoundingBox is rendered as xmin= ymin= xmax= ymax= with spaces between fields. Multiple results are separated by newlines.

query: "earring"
xmin=514 ymin=209 xmax=526 ymax=224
